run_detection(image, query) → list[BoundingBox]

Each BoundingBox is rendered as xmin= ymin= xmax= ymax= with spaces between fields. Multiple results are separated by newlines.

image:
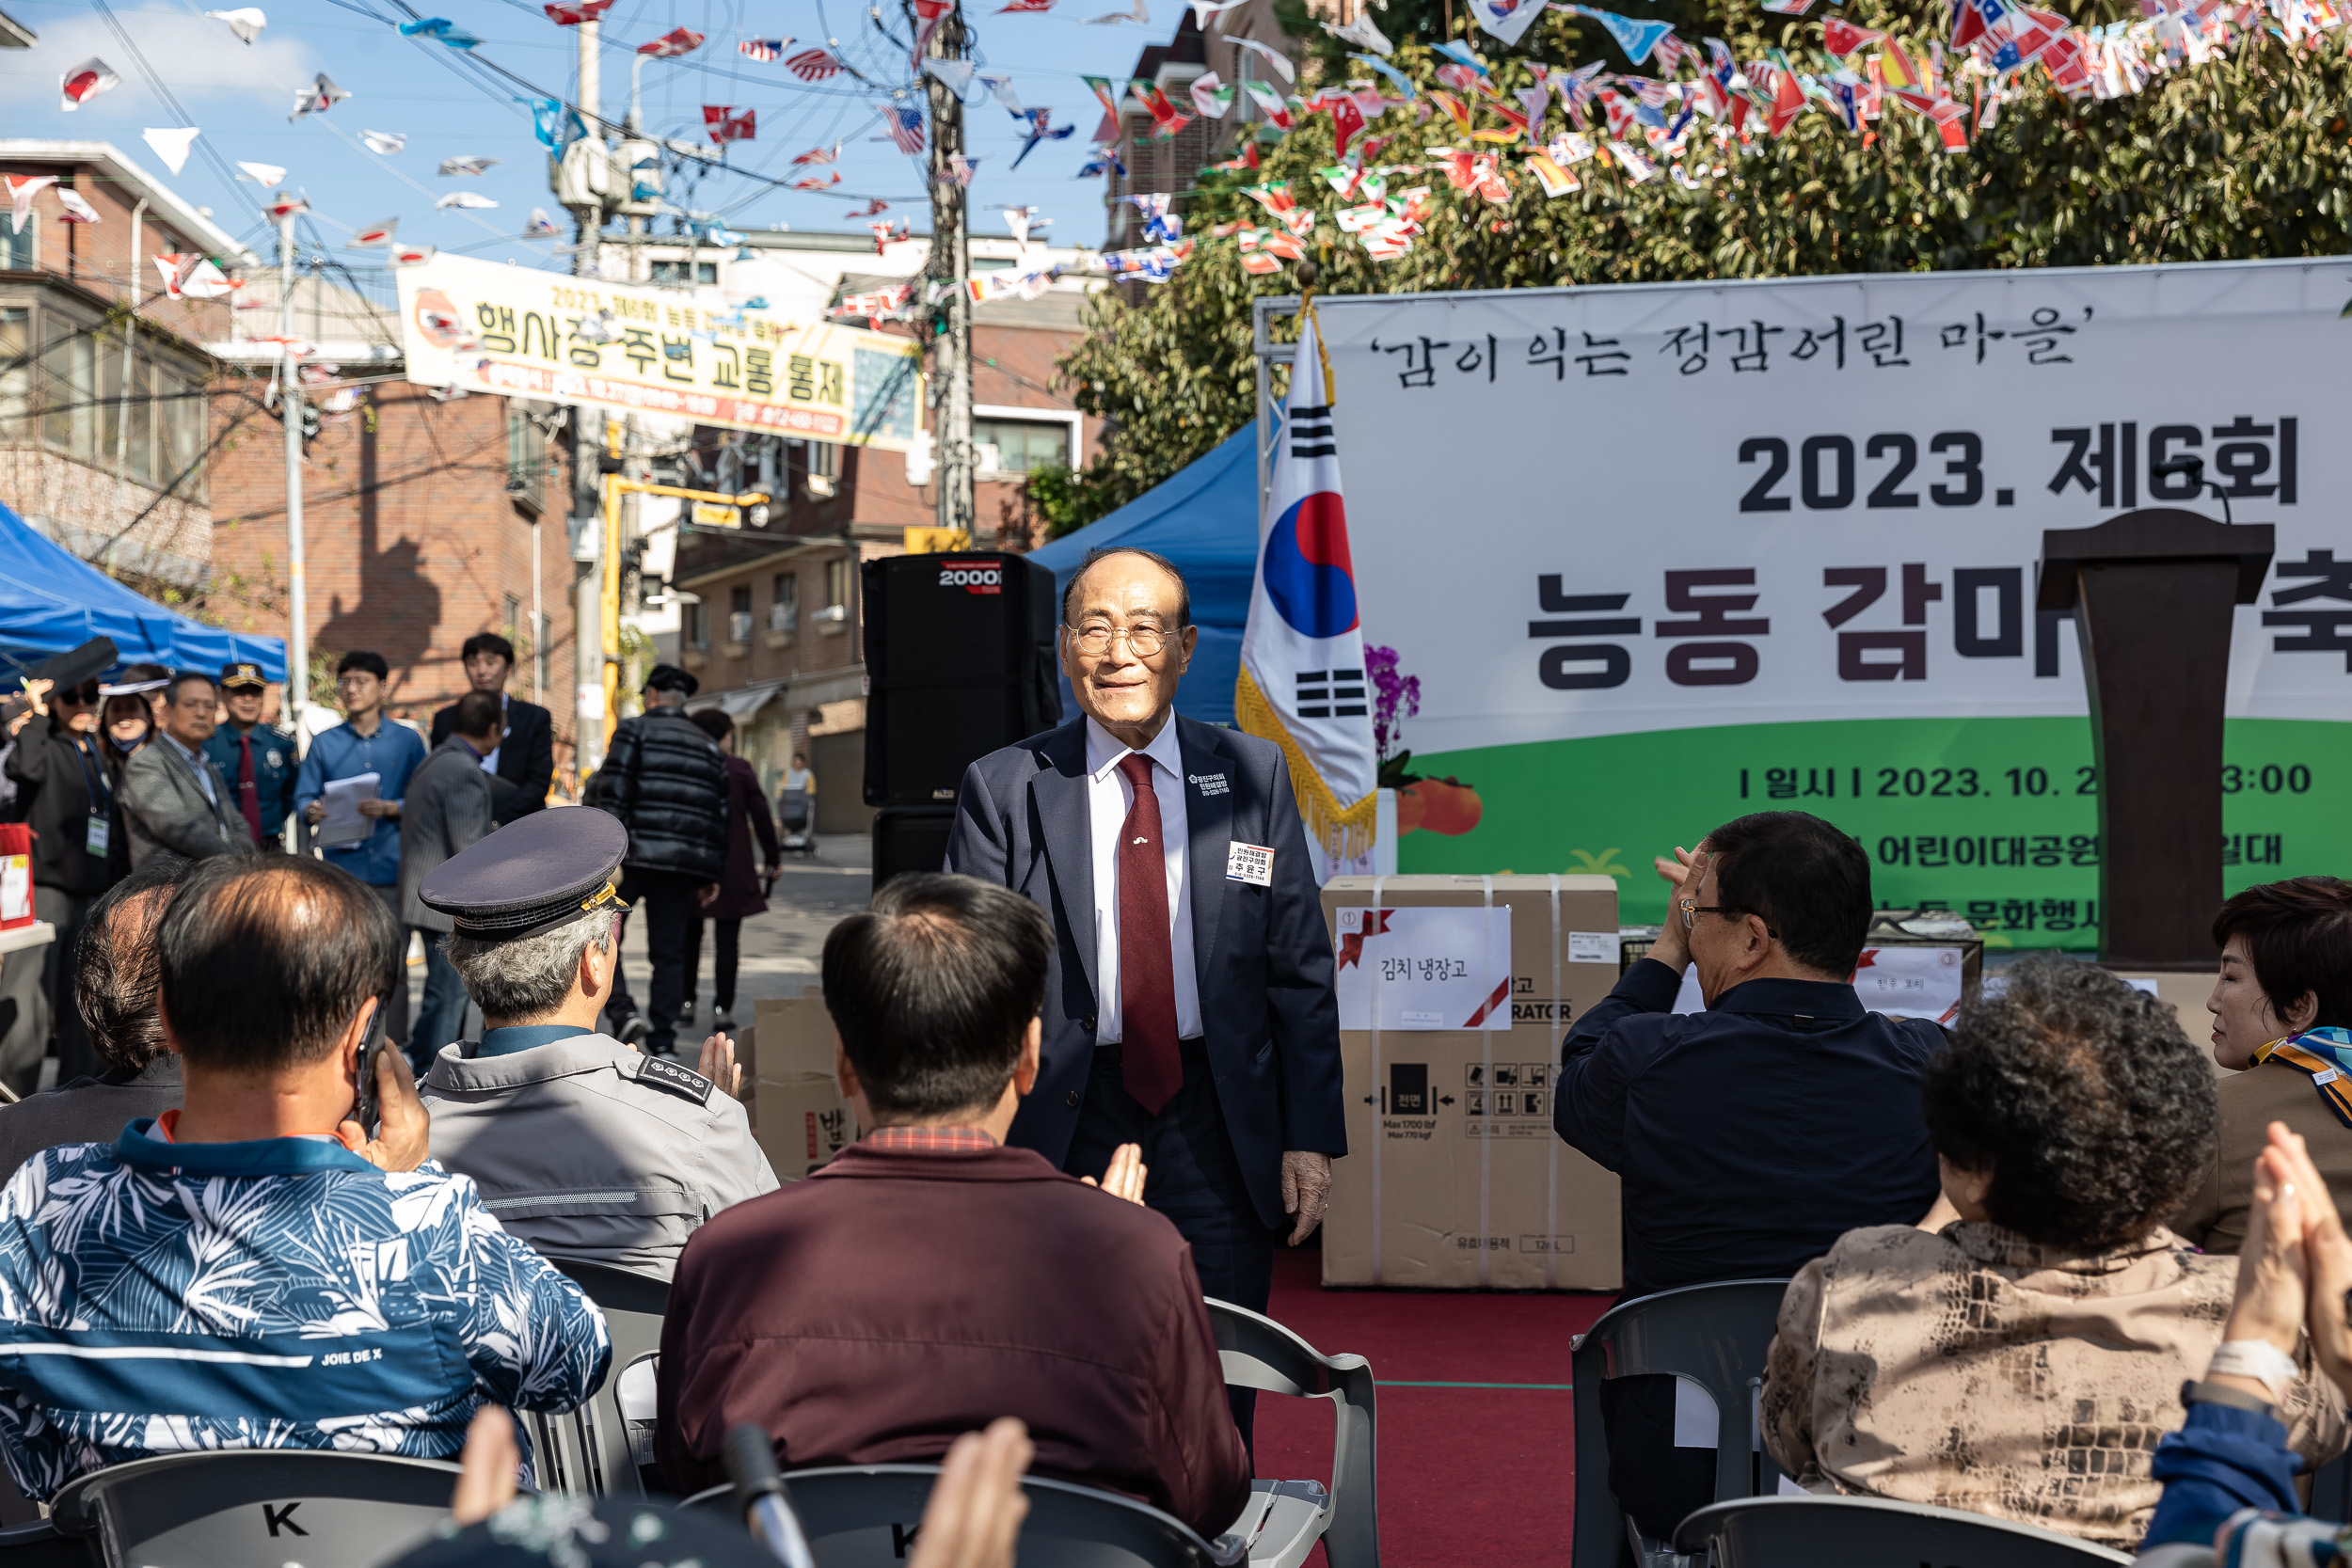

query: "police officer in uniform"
xmin=417 ymin=806 xmax=775 ymax=1282
xmin=202 ymin=661 xmax=296 ymax=850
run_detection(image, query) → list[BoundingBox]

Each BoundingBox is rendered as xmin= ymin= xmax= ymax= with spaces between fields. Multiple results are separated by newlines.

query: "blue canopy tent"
xmin=1028 ymin=423 xmax=1259 ymax=724
xmin=0 ymin=500 xmax=287 ymax=681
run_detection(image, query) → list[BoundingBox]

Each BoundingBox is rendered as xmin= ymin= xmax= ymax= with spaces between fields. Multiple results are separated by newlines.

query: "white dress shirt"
xmin=480 ymin=691 xmax=508 ymax=774
xmin=1085 ymin=716 xmax=1202 ymax=1045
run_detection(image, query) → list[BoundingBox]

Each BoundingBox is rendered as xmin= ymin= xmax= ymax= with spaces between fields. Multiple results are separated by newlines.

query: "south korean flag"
xmin=1237 ymin=308 xmax=1378 ymax=866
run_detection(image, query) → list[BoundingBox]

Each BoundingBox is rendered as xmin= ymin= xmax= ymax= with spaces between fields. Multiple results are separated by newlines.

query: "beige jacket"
xmin=1762 ymin=1221 xmax=2346 ymax=1549
xmin=2173 ymin=1058 xmax=2352 ymax=1256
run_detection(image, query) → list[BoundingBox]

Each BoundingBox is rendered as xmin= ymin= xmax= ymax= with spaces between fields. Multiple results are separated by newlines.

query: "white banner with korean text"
xmin=1312 ymin=259 xmax=2352 ymax=947
xmin=395 ymin=253 xmax=924 ymax=450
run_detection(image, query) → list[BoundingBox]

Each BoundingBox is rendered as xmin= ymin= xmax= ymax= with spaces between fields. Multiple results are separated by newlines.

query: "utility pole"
xmin=278 ymin=203 xmax=309 ymax=739
xmin=569 ymin=13 xmax=609 ymax=772
xmin=923 ymin=5 xmax=976 ymax=543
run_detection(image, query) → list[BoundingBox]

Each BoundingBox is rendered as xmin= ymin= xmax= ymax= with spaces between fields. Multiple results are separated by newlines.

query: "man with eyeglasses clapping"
xmin=1555 ymin=810 xmax=1943 ymax=1548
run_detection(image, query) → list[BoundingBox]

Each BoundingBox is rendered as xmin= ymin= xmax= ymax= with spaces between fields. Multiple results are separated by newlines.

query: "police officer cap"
xmin=644 ymin=663 xmax=698 ymax=697
xmin=419 ymin=806 xmax=629 ymax=942
xmin=218 ymin=661 xmax=267 ymax=691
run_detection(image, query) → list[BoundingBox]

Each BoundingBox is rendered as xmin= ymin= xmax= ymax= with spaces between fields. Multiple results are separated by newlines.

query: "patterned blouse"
xmin=0 ymin=1119 xmax=611 ymax=1500
xmin=1762 ymin=1220 xmax=2347 ymax=1549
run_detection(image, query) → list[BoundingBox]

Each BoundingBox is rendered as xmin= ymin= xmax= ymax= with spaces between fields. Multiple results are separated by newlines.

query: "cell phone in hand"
xmin=349 ymin=994 xmax=391 ymax=1136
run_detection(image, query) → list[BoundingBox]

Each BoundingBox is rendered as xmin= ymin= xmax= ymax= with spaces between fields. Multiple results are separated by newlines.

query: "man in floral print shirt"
xmin=0 ymin=854 xmax=609 ymax=1501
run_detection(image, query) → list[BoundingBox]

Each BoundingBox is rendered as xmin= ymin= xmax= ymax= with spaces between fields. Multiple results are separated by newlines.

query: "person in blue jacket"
xmin=2144 ymin=1121 xmax=2352 ymax=1561
xmin=295 ymin=650 xmax=426 ymax=1053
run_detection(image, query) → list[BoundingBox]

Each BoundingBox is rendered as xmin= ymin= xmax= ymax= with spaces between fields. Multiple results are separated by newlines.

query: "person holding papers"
xmin=296 ymin=650 xmax=427 ymax=1055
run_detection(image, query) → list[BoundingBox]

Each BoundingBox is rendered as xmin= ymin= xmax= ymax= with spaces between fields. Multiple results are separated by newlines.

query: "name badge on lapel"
xmin=1227 ymin=842 xmax=1274 ymax=886
xmin=1189 ymin=771 xmax=1229 ymax=797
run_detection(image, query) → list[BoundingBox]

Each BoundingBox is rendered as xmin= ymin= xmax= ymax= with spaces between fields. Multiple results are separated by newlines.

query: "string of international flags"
xmin=31 ymin=0 xmax=2344 ymax=314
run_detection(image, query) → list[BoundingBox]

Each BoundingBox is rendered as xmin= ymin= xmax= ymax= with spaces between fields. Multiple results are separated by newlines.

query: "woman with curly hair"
xmin=2173 ymin=876 xmax=2352 ymax=1254
xmin=1761 ymin=956 xmax=2347 ymax=1550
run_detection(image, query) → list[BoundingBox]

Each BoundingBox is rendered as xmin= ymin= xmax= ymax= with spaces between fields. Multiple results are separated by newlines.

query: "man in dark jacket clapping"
xmin=599 ymin=665 xmax=727 ymax=1057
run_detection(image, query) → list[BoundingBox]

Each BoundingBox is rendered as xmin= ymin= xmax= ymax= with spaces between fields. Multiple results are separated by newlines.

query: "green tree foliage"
xmin=1050 ymin=0 xmax=2352 ymax=528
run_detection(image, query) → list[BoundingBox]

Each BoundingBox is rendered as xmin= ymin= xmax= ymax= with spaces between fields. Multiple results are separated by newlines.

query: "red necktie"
xmin=236 ymin=733 xmax=262 ymax=841
xmin=1116 ymin=753 xmax=1183 ymax=1116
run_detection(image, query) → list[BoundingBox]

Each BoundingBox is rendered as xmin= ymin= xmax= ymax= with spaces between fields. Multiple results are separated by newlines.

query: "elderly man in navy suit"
xmin=946 ymin=546 xmax=1345 ymax=1440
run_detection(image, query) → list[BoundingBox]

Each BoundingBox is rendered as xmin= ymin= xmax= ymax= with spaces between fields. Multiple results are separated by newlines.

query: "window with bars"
xmin=770 ymin=571 xmax=798 ymax=634
xmin=729 ymin=584 xmax=754 ymax=645
xmin=506 ymin=405 xmax=545 ymax=514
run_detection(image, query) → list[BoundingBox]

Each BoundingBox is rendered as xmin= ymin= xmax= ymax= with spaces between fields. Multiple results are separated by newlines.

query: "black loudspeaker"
xmin=863 ymin=551 xmax=1062 ymax=807
xmin=872 ymin=807 xmax=957 ymax=895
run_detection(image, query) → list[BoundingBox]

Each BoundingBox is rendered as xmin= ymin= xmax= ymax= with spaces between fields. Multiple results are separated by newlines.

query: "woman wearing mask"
xmin=94 ymin=671 xmax=164 ymax=885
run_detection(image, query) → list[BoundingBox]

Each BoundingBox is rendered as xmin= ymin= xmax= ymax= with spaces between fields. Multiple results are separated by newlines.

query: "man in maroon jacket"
xmin=653 ymin=872 xmax=1252 ymax=1539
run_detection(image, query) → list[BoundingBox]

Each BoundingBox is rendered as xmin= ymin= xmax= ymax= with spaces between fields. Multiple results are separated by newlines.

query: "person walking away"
xmin=203 ymin=661 xmax=296 ymax=851
xmin=597 ymin=666 xmax=726 ymax=1056
xmin=430 ymin=632 xmax=555 ymax=825
xmin=295 ymin=650 xmax=427 ymax=1056
xmin=4 ymin=678 xmax=113 ymax=1081
xmin=778 ymin=751 xmax=815 ymax=850
xmin=683 ymin=709 xmax=777 ymax=1033
xmin=400 ymin=691 xmax=502 ymax=1074
xmin=119 ymin=671 xmax=252 ymax=868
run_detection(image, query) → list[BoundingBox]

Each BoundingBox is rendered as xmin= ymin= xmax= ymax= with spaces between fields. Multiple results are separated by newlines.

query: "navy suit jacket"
xmin=944 ymin=714 xmax=1346 ymax=1229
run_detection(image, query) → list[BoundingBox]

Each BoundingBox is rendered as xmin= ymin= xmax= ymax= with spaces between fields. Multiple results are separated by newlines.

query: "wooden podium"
xmin=2038 ymin=511 xmax=2274 ymax=968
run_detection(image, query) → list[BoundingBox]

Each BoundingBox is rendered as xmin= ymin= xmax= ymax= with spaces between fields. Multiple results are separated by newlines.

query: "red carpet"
xmin=1251 ymin=1247 xmax=1614 ymax=1567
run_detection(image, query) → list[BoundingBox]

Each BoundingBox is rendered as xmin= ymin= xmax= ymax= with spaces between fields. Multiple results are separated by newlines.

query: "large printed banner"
xmin=395 ymin=253 xmax=924 ymax=450
xmin=1314 ymin=260 xmax=2352 ymax=949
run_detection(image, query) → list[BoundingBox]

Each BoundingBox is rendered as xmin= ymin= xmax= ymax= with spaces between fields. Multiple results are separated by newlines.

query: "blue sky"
xmin=0 ymin=0 xmax=1152 ymax=280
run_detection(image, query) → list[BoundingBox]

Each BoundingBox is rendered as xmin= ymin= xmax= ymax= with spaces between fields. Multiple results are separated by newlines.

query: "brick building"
xmin=206 ymin=373 xmax=573 ymax=752
xmin=665 ymin=286 xmax=1102 ymax=833
xmin=0 ymin=140 xmax=253 ymax=590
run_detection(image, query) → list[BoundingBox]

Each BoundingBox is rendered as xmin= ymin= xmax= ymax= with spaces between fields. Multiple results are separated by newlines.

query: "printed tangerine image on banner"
xmin=1264 ymin=491 xmax=1360 ymax=639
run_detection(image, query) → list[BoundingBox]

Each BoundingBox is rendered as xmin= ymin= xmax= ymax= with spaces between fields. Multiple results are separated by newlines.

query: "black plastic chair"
xmin=0 ymin=1522 xmax=92 ymax=1568
xmin=2310 ymin=1450 xmax=2352 ymax=1522
xmin=47 ymin=1449 xmax=465 ymax=1568
xmin=1673 ymin=1495 xmax=2135 ymax=1566
xmin=1202 ymin=1297 xmax=1377 ymax=1568
xmin=685 ymin=1465 xmax=1247 ymax=1568
xmin=1569 ymin=1279 xmax=1793 ymax=1568
xmin=527 ymin=1257 xmax=670 ymax=1497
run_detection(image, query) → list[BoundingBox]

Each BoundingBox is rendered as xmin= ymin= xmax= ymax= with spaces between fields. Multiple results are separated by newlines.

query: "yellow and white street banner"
xmin=395 ymin=252 xmax=925 ymax=451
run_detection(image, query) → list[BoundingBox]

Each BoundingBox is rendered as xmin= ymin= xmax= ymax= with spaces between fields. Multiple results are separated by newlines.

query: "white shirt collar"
xmin=1083 ymin=714 xmax=1183 ymax=784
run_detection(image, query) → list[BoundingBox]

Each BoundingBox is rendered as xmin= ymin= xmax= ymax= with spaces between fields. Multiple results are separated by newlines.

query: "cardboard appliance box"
xmin=750 ymin=996 xmax=857 ymax=1180
xmin=1319 ymin=875 xmax=1624 ymax=1291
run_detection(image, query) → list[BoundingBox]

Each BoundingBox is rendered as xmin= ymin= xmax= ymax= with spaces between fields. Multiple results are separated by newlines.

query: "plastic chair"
xmin=1569 ymin=1279 xmax=1793 ymax=1568
xmin=2310 ymin=1450 xmax=2352 ymax=1523
xmin=684 ymin=1465 xmax=1248 ymax=1568
xmin=0 ymin=1522 xmax=93 ymax=1568
xmin=47 ymin=1450 xmax=466 ymax=1568
xmin=1672 ymin=1495 xmax=2135 ymax=1566
xmin=526 ymin=1257 xmax=670 ymax=1497
xmin=1201 ymin=1297 xmax=1377 ymax=1568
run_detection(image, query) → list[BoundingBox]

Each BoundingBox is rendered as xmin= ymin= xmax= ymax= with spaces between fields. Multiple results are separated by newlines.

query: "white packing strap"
xmin=1547 ymin=872 xmax=1560 ymax=1291
xmin=1369 ymin=872 xmax=1385 ymax=1288
xmin=1480 ymin=873 xmax=1494 ymax=1290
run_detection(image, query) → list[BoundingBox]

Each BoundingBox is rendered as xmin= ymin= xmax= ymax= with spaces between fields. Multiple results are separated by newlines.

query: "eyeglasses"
xmin=1677 ymin=897 xmax=1779 ymax=938
xmin=1067 ymin=623 xmax=1168 ymax=658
